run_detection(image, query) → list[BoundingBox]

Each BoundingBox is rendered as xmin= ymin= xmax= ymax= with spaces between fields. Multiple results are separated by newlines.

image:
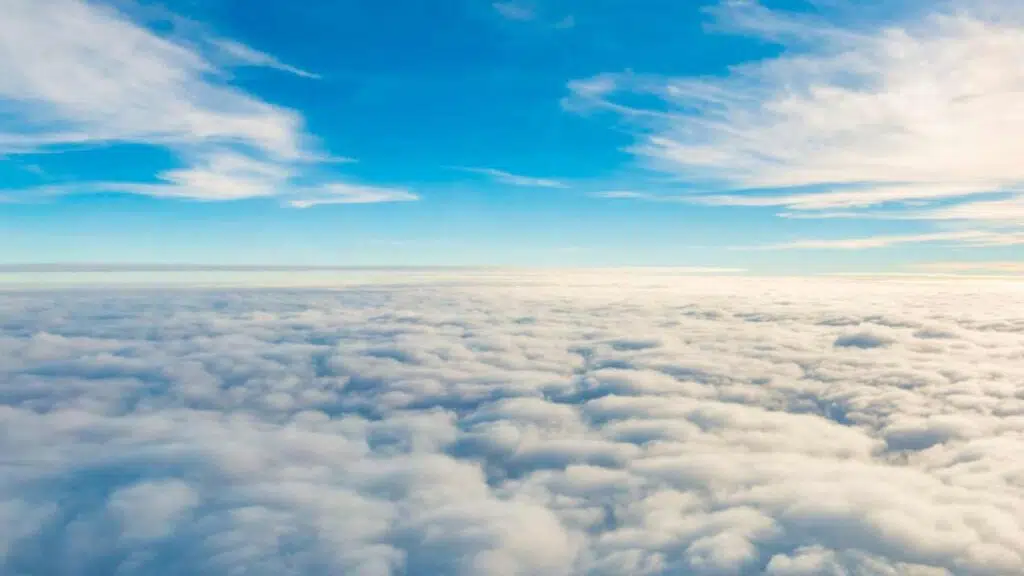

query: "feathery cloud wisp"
xmin=457 ymin=167 xmax=568 ymax=189
xmin=591 ymin=191 xmax=655 ymax=199
xmin=741 ymin=230 xmax=1021 ymax=250
xmin=288 ymin=184 xmax=419 ymax=208
xmin=913 ymin=261 xmax=1024 ymax=274
xmin=567 ymin=0 xmax=1024 ymax=247
xmin=493 ymin=2 xmax=535 ymax=21
xmin=211 ymin=39 xmax=321 ymax=79
xmin=0 ymin=0 xmax=409 ymax=206
xmin=569 ymin=1 xmax=1024 ymax=202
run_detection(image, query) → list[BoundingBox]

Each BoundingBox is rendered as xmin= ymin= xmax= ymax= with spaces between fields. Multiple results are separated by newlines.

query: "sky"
xmin=0 ymin=0 xmax=1022 ymax=274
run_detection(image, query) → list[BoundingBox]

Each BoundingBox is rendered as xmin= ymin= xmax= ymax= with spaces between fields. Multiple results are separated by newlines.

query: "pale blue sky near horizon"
xmin=0 ymin=0 xmax=1021 ymax=275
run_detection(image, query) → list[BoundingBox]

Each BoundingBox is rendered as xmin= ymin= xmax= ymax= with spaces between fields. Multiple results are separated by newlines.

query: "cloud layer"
xmin=2 ymin=273 xmax=1023 ymax=574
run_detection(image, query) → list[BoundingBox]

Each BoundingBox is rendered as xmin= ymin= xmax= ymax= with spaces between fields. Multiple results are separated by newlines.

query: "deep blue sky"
xmin=0 ymin=0 xmax=1020 ymax=274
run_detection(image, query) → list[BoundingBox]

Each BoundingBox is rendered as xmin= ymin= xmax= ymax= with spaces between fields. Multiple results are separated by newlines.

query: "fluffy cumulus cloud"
xmin=2 ymin=273 xmax=1024 ymax=574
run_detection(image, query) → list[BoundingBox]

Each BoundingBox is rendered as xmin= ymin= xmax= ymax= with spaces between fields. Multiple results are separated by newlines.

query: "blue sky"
xmin=0 ymin=0 xmax=1022 ymax=274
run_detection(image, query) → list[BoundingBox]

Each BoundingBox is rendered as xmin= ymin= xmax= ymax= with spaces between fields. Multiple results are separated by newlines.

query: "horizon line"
xmin=0 ymin=263 xmax=749 ymax=273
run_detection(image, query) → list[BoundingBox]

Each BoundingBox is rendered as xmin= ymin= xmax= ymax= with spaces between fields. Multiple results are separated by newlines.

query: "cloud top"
xmin=2 ymin=275 xmax=1023 ymax=574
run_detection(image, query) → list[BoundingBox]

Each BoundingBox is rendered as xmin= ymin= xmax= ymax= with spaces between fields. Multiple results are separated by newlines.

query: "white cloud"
xmin=288 ymin=183 xmax=419 ymax=208
xmin=592 ymin=191 xmax=660 ymax=200
xmin=695 ymin=184 xmax=1001 ymax=211
xmin=912 ymin=261 xmax=1024 ymax=275
xmin=457 ymin=167 xmax=568 ymax=188
xmin=1 ymin=274 xmax=1024 ymax=574
xmin=0 ymin=0 xmax=298 ymax=157
xmin=119 ymin=151 xmax=290 ymax=200
xmin=0 ymin=0 xmax=410 ymax=205
xmin=895 ymin=196 xmax=1024 ymax=223
xmin=107 ymin=480 xmax=200 ymax=541
xmin=493 ymin=2 xmax=535 ymax=21
xmin=211 ymin=38 xmax=321 ymax=79
xmin=571 ymin=1 xmax=1024 ymax=196
xmin=567 ymin=0 xmax=1024 ymax=245
xmin=555 ymin=15 xmax=576 ymax=30
xmin=737 ymin=230 xmax=1000 ymax=250
xmin=0 ymin=160 xmax=418 ymax=205
xmin=492 ymin=3 xmax=574 ymax=31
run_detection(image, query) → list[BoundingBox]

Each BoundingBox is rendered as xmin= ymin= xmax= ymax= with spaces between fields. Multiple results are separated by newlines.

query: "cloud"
xmin=2 ymin=273 xmax=1024 ymax=574
xmin=737 ymin=230 xmax=1003 ymax=250
xmin=566 ymin=0 xmax=1024 ymax=245
xmin=555 ymin=15 xmax=576 ymax=30
xmin=0 ymin=0 xmax=298 ymax=157
xmin=112 ymin=151 xmax=290 ymax=201
xmin=288 ymin=183 xmax=419 ymax=208
xmin=456 ymin=167 xmax=568 ymax=189
xmin=211 ymin=38 xmax=321 ymax=79
xmin=107 ymin=480 xmax=200 ymax=541
xmin=694 ymin=184 xmax=1001 ymax=211
xmin=591 ymin=191 xmax=662 ymax=200
xmin=492 ymin=2 xmax=574 ymax=31
xmin=912 ymin=261 xmax=1024 ymax=275
xmin=570 ymin=1 xmax=1024 ymax=196
xmin=892 ymin=196 xmax=1024 ymax=223
xmin=493 ymin=2 xmax=535 ymax=21
xmin=0 ymin=176 xmax=418 ymax=206
xmin=0 ymin=0 xmax=409 ymax=205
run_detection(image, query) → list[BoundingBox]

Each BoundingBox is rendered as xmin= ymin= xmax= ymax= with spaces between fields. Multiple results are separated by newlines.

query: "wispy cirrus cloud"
xmin=775 ymin=194 xmax=1024 ymax=224
xmin=554 ymin=15 xmax=576 ymax=30
xmin=493 ymin=2 xmax=535 ymax=21
xmin=569 ymin=1 xmax=1024 ymax=199
xmin=287 ymin=183 xmax=418 ymax=208
xmin=591 ymin=191 xmax=656 ymax=200
xmin=0 ymin=170 xmax=418 ymax=208
xmin=913 ymin=261 xmax=1024 ymax=274
xmin=493 ymin=1 xmax=575 ymax=30
xmin=873 ymin=195 xmax=1024 ymax=223
xmin=694 ymin=184 xmax=1007 ymax=211
xmin=568 ymin=0 xmax=1024 ymax=248
xmin=456 ymin=167 xmax=568 ymax=189
xmin=0 ymin=0 xmax=411 ymax=206
xmin=740 ymin=230 xmax=1024 ymax=250
xmin=211 ymin=39 xmax=321 ymax=79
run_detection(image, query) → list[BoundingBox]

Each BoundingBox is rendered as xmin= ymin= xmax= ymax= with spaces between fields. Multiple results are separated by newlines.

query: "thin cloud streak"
xmin=591 ymin=191 xmax=656 ymax=199
xmin=912 ymin=261 xmax=1024 ymax=274
xmin=288 ymin=183 xmax=419 ymax=208
xmin=778 ymin=194 xmax=1024 ymax=222
xmin=211 ymin=39 xmax=321 ymax=79
xmin=493 ymin=2 xmax=535 ymax=21
xmin=694 ymin=184 xmax=1002 ymax=211
xmin=456 ymin=167 xmax=568 ymax=189
xmin=738 ymin=230 xmax=1014 ymax=250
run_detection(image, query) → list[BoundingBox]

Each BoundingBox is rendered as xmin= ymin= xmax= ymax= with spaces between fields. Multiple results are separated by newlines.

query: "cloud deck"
xmin=1 ymin=275 xmax=1022 ymax=574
